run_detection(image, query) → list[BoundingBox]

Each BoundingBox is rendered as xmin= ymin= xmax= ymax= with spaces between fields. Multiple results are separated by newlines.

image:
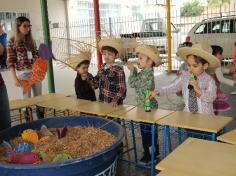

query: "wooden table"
xmin=156 ymin=138 xmax=236 ymax=176
xmin=109 ymin=106 xmax=174 ymax=176
xmin=217 ymin=129 xmax=236 ymax=145
xmin=27 ymin=93 xmax=68 ymax=104
xmin=157 ymin=111 xmax=233 ymax=157
xmin=36 ymin=97 xmax=91 ymax=116
xmin=75 ymin=101 xmax=135 ymax=116
xmin=9 ymin=99 xmax=36 ymax=123
xmin=116 ymin=106 xmax=174 ymax=123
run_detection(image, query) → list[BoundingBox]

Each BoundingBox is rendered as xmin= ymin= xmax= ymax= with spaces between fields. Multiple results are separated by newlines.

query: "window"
xmin=211 ymin=21 xmax=221 ymax=33
xmin=221 ymin=20 xmax=230 ymax=33
xmin=195 ymin=24 xmax=206 ymax=34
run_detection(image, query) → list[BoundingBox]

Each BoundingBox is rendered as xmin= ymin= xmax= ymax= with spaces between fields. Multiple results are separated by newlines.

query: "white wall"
xmin=0 ymin=0 xmax=67 ymax=42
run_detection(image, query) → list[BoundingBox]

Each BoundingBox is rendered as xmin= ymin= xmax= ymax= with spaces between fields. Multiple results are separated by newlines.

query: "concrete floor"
xmin=1 ymin=64 xmax=236 ymax=176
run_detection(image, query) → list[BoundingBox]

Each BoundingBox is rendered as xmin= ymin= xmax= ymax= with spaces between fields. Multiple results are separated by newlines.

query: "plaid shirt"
xmin=128 ymin=67 xmax=157 ymax=107
xmin=95 ymin=64 xmax=126 ymax=105
xmin=7 ymin=39 xmax=38 ymax=71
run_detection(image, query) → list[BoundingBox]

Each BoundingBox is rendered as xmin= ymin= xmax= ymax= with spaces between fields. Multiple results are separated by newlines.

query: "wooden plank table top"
xmin=35 ymin=96 xmax=90 ymax=111
xmin=9 ymin=99 xmax=35 ymax=110
xmin=156 ymin=138 xmax=236 ymax=176
xmin=115 ymin=106 xmax=174 ymax=124
xmin=9 ymin=93 xmax=68 ymax=110
xmin=28 ymin=93 xmax=68 ymax=104
xmin=157 ymin=111 xmax=233 ymax=133
xmin=217 ymin=129 xmax=236 ymax=145
xmin=75 ymin=101 xmax=134 ymax=116
xmin=106 ymin=105 xmax=136 ymax=118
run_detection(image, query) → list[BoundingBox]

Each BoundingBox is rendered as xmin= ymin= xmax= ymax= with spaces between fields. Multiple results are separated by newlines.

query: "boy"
xmin=66 ymin=50 xmax=96 ymax=101
xmin=126 ymin=44 xmax=161 ymax=163
xmin=95 ymin=38 xmax=126 ymax=106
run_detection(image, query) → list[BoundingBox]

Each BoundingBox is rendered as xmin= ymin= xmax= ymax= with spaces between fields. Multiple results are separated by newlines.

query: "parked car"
xmin=120 ymin=18 xmax=180 ymax=55
xmin=186 ymin=16 xmax=236 ymax=59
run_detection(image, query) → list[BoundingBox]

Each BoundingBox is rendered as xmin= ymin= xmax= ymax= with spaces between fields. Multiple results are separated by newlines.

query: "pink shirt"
xmin=159 ymin=71 xmax=217 ymax=115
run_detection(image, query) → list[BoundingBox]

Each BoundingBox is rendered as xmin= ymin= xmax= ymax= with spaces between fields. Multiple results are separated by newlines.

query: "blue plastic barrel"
xmin=0 ymin=116 xmax=124 ymax=176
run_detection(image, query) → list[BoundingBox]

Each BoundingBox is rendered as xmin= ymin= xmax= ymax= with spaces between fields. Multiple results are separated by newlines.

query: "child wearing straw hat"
xmin=126 ymin=44 xmax=161 ymax=163
xmin=65 ymin=51 xmax=97 ymax=101
xmin=149 ymin=43 xmax=219 ymax=115
xmin=95 ymin=38 xmax=126 ymax=107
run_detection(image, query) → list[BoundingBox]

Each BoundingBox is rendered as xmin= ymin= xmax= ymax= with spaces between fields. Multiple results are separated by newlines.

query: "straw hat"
xmin=176 ymin=43 xmax=220 ymax=70
xmin=98 ymin=38 xmax=125 ymax=57
xmin=66 ymin=51 xmax=91 ymax=70
xmin=135 ymin=44 xmax=162 ymax=67
xmin=56 ymin=38 xmax=93 ymax=70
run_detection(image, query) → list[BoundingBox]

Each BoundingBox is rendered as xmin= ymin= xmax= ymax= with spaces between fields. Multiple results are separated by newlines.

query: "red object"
xmin=18 ymin=58 xmax=48 ymax=93
xmin=93 ymin=0 xmax=102 ymax=69
xmin=185 ymin=36 xmax=190 ymax=42
xmin=7 ymin=148 xmax=40 ymax=164
xmin=11 ymin=151 xmax=40 ymax=164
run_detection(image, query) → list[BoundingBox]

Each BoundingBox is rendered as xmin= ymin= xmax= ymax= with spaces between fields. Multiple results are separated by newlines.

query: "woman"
xmin=7 ymin=16 xmax=43 ymax=119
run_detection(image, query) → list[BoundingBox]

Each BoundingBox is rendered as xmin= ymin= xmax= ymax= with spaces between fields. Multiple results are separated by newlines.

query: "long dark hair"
xmin=13 ymin=16 xmax=36 ymax=50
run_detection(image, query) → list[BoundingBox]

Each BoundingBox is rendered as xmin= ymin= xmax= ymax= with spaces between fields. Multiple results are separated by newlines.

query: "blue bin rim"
xmin=0 ymin=116 xmax=124 ymax=169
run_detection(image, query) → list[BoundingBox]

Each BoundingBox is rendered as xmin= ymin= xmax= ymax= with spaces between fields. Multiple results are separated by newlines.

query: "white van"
xmin=186 ymin=16 xmax=236 ymax=59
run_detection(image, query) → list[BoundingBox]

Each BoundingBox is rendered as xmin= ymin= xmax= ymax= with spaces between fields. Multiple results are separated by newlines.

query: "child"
xmin=126 ymin=44 xmax=161 ymax=163
xmin=230 ymin=42 xmax=236 ymax=94
xmin=62 ymin=49 xmax=96 ymax=101
xmin=210 ymin=45 xmax=235 ymax=114
xmin=95 ymin=38 xmax=126 ymax=106
xmin=150 ymin=43 xmax=219 ymax=115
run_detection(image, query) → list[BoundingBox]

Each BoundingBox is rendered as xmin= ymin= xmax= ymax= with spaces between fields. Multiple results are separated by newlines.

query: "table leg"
xmin=19 ymin=109 xmax=22 ymax=124
xmin=178 ymin=128 xmax=182 ymax=144
xmin=211 ymin=133 xmax=216 ymax=141
xmin=131 ymin=121 xmax=138 ymax=163
xmin=163 ymin=126 xmax=167 ymax=158
xmin=167 ymin=126 xmax=172 ymax=153
xmin=150 ymin=124 xmax=156 ymax=176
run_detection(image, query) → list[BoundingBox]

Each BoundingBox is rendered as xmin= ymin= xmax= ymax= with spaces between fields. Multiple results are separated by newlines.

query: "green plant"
xmin=208 ymin=0 xmax=230 ymax=7
xmin=181 ymin=0 xmax=205 ymax=17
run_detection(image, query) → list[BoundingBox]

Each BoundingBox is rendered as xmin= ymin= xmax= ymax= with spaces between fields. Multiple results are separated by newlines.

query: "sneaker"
xmin=231 ymin=90 xmax=236 ymax=95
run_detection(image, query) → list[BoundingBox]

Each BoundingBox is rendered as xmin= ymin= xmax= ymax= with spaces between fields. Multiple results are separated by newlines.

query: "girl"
xmin=7 ymin=16 xmax=43 ymax=119
xmin=210 ymin=45 xmax=235 ymax=114
xmin=150 ymin=43 xmax=219 ymax=115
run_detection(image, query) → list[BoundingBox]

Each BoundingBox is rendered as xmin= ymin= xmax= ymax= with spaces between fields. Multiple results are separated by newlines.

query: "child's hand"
xmin=189 ymin=80 xmax=199 ymax=89
xmin=126 ymin=62 xmax=136 ymax=72
xmin=110 ymin=102 xmax=118 ymax=108
xmin=148 ymin=90 xmax=159 ymax=100
xmin=14 ymin=78 xmax=21 ymax=87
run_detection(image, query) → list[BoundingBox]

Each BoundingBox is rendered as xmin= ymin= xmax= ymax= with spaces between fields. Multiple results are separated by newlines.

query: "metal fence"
xmin=49 ymin=2 xmax=236 ymax=71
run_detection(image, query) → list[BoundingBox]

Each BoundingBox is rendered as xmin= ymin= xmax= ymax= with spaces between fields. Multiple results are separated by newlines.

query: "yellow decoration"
xmin=21 ymin=129 xmax=39 ymax=144
xmin=39 ymin=136 xmax=50 ymax=143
